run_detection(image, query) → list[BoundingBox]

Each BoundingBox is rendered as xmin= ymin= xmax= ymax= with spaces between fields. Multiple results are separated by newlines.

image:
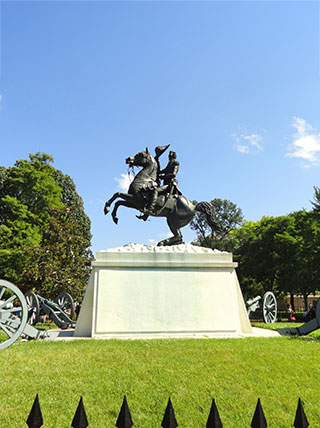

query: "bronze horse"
xmin=104 ymin=148 xmax=220 ymax=246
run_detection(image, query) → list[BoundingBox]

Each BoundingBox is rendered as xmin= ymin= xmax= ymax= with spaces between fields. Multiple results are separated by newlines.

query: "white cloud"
xmin=0 ymin=94 xmax=2 ymax=103
xmin=159 ymin=232 xmax=173 ymax=238
xmin=114 ymin=173 xmax=133 ymax=192
xmin=243 ymin=134 xmax=263 ymax=151
xmin=286 ymin=117 xmax=320 ymax=166
xmin=236 ymin=144 xmax=250 ymax=154
xmin=233 ymin=133 xmax=263 ymax=154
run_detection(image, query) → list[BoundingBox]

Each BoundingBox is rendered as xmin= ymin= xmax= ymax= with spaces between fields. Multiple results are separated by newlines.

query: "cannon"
xmin=246 ymin=291 xmax=277 ymax=324
xmin=278 ymin=299 xmax=320 ymax=336
xmin=25 ymin=291 xmax=75 ymax=329
xmin=0 ymin=280 xmax=75 ymax=350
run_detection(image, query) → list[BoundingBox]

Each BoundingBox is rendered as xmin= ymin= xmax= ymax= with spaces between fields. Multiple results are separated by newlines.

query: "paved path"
xmin=51 ymin=326 xmax=280 ymax=341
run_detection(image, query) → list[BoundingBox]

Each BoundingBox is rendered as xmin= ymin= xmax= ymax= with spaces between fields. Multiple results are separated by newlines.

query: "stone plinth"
xmin=75 ymin=244 xmax=252 ymax=338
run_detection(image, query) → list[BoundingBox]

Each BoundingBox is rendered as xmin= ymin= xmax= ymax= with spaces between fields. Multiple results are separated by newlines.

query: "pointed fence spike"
xmin=116 ymin=395 xmax=133 ymax=428
xmin=294 ymin=398 xmax=309 ymax=428
xmin=206 ymin=398 xmax=223 ymax=428
xmin=71 ymin=396 xmax=89 ymax=428
xmin=161 ymin=397 xmax=178 ymax=428
xmin=26 ymin=394 xmax=43 ymax=428
xmin=251 ymin=398 xmax=267 ymax=428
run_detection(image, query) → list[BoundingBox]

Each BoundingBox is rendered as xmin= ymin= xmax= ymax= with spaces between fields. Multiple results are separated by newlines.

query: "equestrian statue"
xmin=104 ymin=145 xmax=221 ymax=246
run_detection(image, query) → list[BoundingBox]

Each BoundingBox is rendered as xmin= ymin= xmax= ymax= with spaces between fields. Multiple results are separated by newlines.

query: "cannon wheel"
xmin=55 ymin=293 xmax=75 ymax=319
xmin=0 ymin=280 xmax=28 ymax=350
xmin=25 ymin=292 xmax=40 ymax=325
xmin=262 ymin=291 xmax=277 ymax=324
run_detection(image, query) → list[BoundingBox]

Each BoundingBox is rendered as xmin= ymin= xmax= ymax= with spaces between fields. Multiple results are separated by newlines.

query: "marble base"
xmin=75 ymin=244 xmax=252 ymax=338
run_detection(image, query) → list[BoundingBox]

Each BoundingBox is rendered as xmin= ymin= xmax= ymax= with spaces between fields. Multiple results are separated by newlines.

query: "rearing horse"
xmin=104 ymin=148 xmax=220 ymax=246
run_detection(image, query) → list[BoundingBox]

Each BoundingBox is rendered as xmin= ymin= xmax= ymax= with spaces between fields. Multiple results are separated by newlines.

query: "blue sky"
xmin=1 ymin=0 xmax=320 ymax=254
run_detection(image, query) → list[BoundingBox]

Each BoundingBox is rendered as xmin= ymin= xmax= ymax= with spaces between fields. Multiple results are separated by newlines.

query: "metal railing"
xmin=25 ymin=395 xmax=309 ymax=428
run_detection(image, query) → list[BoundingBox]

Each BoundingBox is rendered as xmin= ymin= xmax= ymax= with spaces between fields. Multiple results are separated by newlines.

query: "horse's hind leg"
xmin=157 ymin=217 xmax=183 ymax=246
xmin=111 ymin=200 xmax=137 ymax=224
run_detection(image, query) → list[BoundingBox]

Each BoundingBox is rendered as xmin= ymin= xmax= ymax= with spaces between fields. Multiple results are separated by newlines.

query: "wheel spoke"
xmin=0 ymin=294 xmax=16 ymax=309
xmin=0 ymin=281 xmax=28 ymax=349
xmin=0 ymin=323 xmax=13 ymax=338
xmin=262 ymin=292 xmax=277 ymax=324
xmin=5 ymin=307 xmax=22 ymax=313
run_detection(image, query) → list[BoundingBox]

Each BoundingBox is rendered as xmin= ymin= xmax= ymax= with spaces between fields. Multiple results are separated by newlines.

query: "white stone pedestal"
xmin=75 ymin=244 xmax=252 ymax=338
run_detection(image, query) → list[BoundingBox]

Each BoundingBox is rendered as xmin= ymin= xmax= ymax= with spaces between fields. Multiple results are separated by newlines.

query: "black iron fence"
xmin=25 ymin=394 xmax=309 ymax=428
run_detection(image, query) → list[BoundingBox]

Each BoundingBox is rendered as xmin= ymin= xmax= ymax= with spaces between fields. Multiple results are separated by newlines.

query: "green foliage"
xmin=0 ymin=152 xmax=92 ymax=298
xmin=53 ymin=169 xmax=91 ymax=246
xmin=192 ymin=189 xmax=320 ymax=303
xmin=0 ymin=196 xmax=42 ymax=284
xmin=230 ymin=211 xmax=320 ymax=302
xmin=1 ymin=153 xmax=62 ymax=223
xmin=21 ymin=206 xmax=93 ymax=300
xmin=310 ymin=185 xmax=320 ymax=211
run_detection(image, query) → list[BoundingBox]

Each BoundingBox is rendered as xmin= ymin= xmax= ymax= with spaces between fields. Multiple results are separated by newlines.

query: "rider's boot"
xmin=144 ymin=190 xmax=158 ymax=215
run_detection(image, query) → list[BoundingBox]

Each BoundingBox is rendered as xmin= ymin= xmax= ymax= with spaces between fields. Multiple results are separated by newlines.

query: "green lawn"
xmin=1 ymin=335 xmax=320 ymax=427
xmin=252 ymin=321 xmax=320 ymax=337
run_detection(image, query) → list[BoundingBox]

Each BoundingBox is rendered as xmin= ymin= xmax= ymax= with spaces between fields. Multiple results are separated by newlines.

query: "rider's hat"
xmin=155 ymin=144 xmax=170 ymax=158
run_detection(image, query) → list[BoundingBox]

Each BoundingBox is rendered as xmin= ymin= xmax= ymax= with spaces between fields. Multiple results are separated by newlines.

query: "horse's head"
xmin=125 ymin=148 xmax=153 ymax=168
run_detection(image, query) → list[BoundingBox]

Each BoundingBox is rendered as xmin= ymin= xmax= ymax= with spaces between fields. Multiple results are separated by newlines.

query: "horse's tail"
xmin=195 ymin=201 xmax=224 ymax=235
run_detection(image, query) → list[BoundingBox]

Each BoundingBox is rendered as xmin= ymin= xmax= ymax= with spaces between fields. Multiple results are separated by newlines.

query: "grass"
xmin=252 ymin=321 xmax=320 ymax=337
xmin=1 ymin=334 xmax=320 ymax=427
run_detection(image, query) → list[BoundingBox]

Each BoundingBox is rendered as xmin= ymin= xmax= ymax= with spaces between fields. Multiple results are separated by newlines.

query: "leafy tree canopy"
xmin=311 ymin=186 xmax=320 ymax=211
xmin=21 ymin=206 xmax=93 ymax=300
xmin=0 ymin=152 xmax=92 ymax=299
xmin=230 ymin=211 xmax=320 ymax=305
xmin=191 ymin=189 xmax=320 ymax=307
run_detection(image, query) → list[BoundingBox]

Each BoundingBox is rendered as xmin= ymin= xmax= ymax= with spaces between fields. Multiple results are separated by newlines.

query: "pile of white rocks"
xmin=102 ymin=243 xmax=227 ymax=254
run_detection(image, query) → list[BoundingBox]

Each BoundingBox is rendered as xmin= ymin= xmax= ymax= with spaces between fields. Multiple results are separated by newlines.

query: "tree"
xmin=53 ymin=169 xmax=91 ymax=247
xmin=0 ymin=153 xmax=92 ymax=298
xmin=0 ymin=196 xmax=41 ymax=284
xmin=311 ymin=186 xmax=320 ymax=211
xmin=21 ymin=206 xmax=93 ymax=300
xmin=230 ymin=211 xmax=320 ymax=307
xmin=0 ymin=153 xmax=63 ymax=286
xmin=1 ymin=153 xmax=62 ymax=224
xmin=190 ymin=198 xmax=244 ymax=251
xmin=288 ymin=210 xmax=320 ymax=308
xmin=230 ymin=216 xmax=297 ymax=299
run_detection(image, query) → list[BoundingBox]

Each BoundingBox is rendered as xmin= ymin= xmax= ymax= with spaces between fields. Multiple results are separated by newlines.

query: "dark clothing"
xmin=160 ymin=160 xmax=180 ymax=185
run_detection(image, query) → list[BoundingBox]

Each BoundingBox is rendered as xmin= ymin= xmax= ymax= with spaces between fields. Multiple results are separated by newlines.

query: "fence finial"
xmin=26 ymin=394 xmax=43 ymax=428
xmin=206 ymin=398 xmax=223 ymax=428
xmin=251 ymin=398 xmax=267 ymax=428
xmin=294 ymin=398 xmax=309 ymax=428
xmin=116 ymin=395 xmax=133 ymax=428
xmin=161 ymin=397 xmax=178 ymax=428
xmin=71 ymin=396 xmax=89 ymax=428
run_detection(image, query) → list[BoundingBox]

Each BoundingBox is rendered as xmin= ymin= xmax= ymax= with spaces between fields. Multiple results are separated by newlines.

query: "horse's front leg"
xmin=104 ymin=192 xmax=128 ymax=215
xmin=111 ymin=200 xmax=137 ymax=224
